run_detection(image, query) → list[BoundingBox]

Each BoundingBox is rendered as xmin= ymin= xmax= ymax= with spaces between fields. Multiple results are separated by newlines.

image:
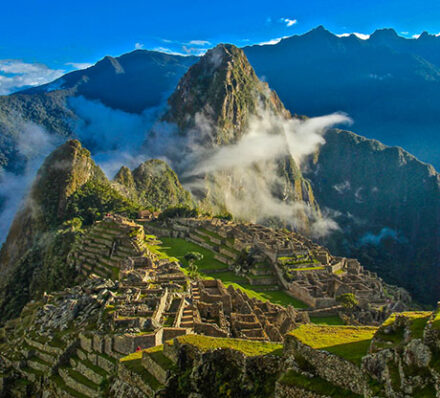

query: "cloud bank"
xmin=68 ymin=96 xmax=163 ymax=178
xmin=154 ymin=108 xmax=352 ymax=237
xmin=0 ymin=60 xmax=64 ymax=95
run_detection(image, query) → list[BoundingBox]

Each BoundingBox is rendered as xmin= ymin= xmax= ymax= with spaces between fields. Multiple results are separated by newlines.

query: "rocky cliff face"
xmin=113 ymin=159 xmax=193 ymax=210
xmin=304 ymin=129 xmax=440 ymax=303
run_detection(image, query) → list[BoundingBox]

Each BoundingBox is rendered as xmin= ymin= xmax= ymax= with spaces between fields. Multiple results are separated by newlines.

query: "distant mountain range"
xmin=244 ymin=26 xmax=440 ymax=169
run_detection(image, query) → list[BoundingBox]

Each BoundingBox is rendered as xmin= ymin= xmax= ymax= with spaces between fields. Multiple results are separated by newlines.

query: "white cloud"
xmin=152 ymin=46 xmax=189 ymax=56
xmin=188 ymin=40 xmax=211 ymax=46
xmin=257 ymin=35 xmax=290 ymax=46
xmin=280 ymin=17 xmax=297 ymax=27
xmin=0 ymin=60 xmax=64 ymax=95
xmin=65 ymin=62 xmax=93 ymax=70
xmin=135 ymin=42 xmax=144 ymax=49
xmin=336 ymin=32 xmax=370 ymax=40
xmin=412 ymin=34 xmax=421 ymax=39
xmin=176 ymin=109 xmax=351 ymax=236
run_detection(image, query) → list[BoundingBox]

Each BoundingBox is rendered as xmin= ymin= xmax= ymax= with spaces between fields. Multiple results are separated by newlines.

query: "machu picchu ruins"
xmin=1 ymin=211 xmax=430 ymax=398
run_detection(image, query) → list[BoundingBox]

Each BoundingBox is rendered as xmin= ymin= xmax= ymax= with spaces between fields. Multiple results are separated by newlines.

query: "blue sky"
xmin=1 ymin=0 xmax=440 ymax=93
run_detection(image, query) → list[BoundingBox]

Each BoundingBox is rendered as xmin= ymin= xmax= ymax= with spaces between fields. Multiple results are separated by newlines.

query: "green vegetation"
xmin=176 ymin=334 xmax=283 ymax=357
xmin=290 ymin=324 xmax=377 ymax=365
xmin=120 ymin=344 xmax=163 ymax=362
xmin=310 ymin=315 xmax=344 ymax=326
xmin=291 ymin=266 xmax=324 ymax=272
xmin=336 ymin=293 xmax=359 ymax=311
xmin=279 ymin=369 xmax=361 ymax=397
xmin=431 ymin=309 xmax=440 ymax=329
xmin=184 ymin=251 xmax=204 ymax=276
xmin=278 ymin=256 xmax=319 ymax=266
xmin=381 ymin=311 xmax=432 ymax=328
xmin=65 ymin=179 xmax=139 ymax=226
xmin=373 ymin=311 xmax=433 ymax=350
xmin=226 ymin=282 xmax=308 ymax=309
xmin=131 ymin=159 xmax=193 ymax=210
xmin=159 ymin=237 xmax=227 ymax=270
xmin=158 ymin=206 xmax=198 ymax=220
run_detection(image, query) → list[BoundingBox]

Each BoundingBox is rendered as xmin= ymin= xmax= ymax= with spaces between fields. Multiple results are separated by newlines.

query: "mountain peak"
xmin=304 ymin=25 xmax=335 ymax=39
xmin=417 ymin=31 xmax=438 ymax=41
xmin=369 ymin=28 xmax=399 ymax=42
xmin=163 ymin=43 xmax=289 ymax=144
xmin=113 ymin=159 xmax=193 ymax=210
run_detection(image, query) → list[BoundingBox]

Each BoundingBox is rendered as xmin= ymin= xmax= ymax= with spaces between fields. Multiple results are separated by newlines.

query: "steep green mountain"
xmin=154 ymin=44 xmax=320 ymax=230
xmin=113 ymin=159 xmax=193 ymax=210
xmin=304 ymin=129 xmax=440 ymax=304
xmin=0 ymin=140 xmax=138 ymax=322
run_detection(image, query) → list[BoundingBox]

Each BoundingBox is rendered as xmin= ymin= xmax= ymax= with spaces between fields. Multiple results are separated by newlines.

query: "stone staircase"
xmin=179 ymin=305 xmax=196 ymax=329
xmin=191 ymin=282 xmax=201 ymax=301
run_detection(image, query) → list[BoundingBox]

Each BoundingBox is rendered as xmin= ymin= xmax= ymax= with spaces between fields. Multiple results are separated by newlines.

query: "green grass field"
xmin=290 ymin=324 xmax=377 ymax=365
xmin=156 ymin=237 xmax=308 ymax=309
xmin=310 ymin=315 xmax=344 ymax=326
xmin=279 ymin=369 xmax=361 ymax=397
xmin=176 ymin=334 xmax=283 ymax=356
xmin=159 ymin=237 xmax=227 ymax=270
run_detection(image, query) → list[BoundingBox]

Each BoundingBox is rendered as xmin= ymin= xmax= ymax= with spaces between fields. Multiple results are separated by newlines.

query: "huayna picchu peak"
xmin=164 ymin=44 xmax=290 ymax=145
xmin=1 ymin=11 xmax=440 ymax=397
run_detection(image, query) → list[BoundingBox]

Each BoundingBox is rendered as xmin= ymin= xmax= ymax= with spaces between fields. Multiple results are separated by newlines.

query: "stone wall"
xmin=275 ymin=382 xmax=327 ymax=398
xmin=113 ymin=333 xmax=156 ymax=354
xmin=194 ymin=322 xmax=229 ymax=337
xmin=152 ymin=289 xmax=169 ymax=324
xmin=284 ymin=334 xmax=369 ymax=395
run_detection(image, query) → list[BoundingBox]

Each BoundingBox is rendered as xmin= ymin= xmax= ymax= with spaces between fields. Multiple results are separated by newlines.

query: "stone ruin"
xmin=145 ymin=217 xmax=410 ymax=320
xmin=68 ymin=215 xmax=308 ymax=352
xmin=0 ymin=214 xmax=419 ymax=398
xmin=192 ymin=279 xmax=306 ymax=341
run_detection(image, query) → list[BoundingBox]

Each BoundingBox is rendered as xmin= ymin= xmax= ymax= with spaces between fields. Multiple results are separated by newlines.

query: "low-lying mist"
xmin=0 ymin=96 xmax=351 ymax=243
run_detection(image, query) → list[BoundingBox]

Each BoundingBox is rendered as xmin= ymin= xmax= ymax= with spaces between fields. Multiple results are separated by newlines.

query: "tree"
xmin=184 ymin=251 xmax=203 ymax=276
xmin=158 ymin=206 xmax=198 ymax=220
xmin=336 ymin=293 xmax=359 ymax=311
